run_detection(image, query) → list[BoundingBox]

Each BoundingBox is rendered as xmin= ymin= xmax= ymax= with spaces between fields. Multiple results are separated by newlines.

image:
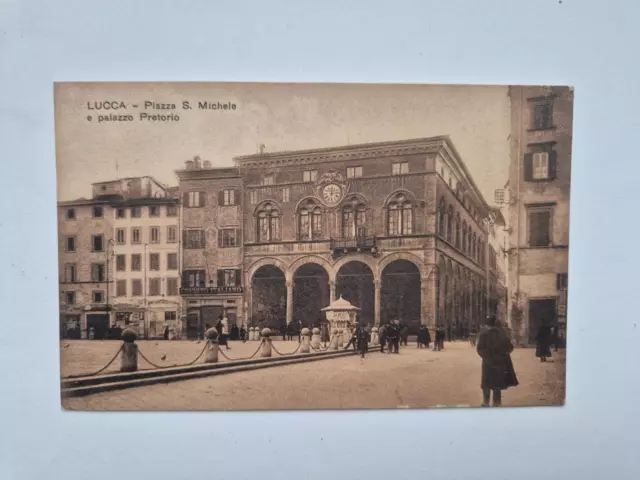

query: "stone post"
xmin=204 ymin=328 xmax=219 ymax=363
xmin=249 ymin=327 xmax=255 ymax=341
xmin=300 ymin=328 xmax=311 ymax=353
xmin=120 ymin=328 xmax=138 ymax=373
xmin=261 ymin=328 xmax=272 ymax=358
xmin=311 ymin=327 xmax=321 ymax=349
xmin=371 ymin=326 xmax=379 ymax=346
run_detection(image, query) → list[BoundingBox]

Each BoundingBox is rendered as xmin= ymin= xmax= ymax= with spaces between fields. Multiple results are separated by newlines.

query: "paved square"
xmin=62 ymin=341 xmax=565 ymax=410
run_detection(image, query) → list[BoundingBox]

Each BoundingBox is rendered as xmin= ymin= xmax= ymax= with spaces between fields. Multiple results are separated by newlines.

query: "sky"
xmin=54 ymin=82 xmax=511 ymax=202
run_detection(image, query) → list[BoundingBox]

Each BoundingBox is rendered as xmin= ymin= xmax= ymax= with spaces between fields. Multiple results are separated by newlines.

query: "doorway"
xmin=528 ymin=298 xmax=556 ymax=344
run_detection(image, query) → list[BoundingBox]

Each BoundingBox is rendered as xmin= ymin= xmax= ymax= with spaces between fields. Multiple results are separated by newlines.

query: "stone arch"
xmin=382 ymin=188 xmax=418 ymax=206
xmin=252 ymin=199 xmax=283 ymax=216
xmin=289 ymin=255 xmax=335 ymax=281
xmin=332 ymin=254 xmax=379 ymax=282
xmin=246 ymin=256 xmax=291 ymax=284
xmin=378 ymin=251 xmax=424 ymax=277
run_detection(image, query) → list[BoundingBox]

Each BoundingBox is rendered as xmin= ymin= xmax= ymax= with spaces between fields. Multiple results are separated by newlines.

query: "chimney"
xmin=203 ymin=160 xmax=211 ymax=169
xmin=259 ymin=144 xmax=265 ymax=154
xmin=194 ymin=156 xmax=201 ymax=169
xmin=185 ymin=160 xmax=194 ymax=170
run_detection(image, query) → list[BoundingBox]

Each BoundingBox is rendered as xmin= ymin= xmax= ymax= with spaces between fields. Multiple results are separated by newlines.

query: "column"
xmin=286 ymin=282 xmax=293 ymax=325
xmin=245 ymin=285 xmax=252 ymax=327
xmin=374 ymin=279 xmax=381 ymax=326
xmin=329 ymin=280 xmax=336 ymax=302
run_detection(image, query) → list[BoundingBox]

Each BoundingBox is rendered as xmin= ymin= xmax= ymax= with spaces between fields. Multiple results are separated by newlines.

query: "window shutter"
xmin=182 ymin=192 xmax=189 ymax=207
xmin=236 ymin=229 xmax=242 ymax=246
xmin=556 ymin=274 xmax=561 ymax=290
xmin=218 ymin=190 xmax=225 ymax=206
xmin=548 ymin=150 xmax=557 ymax=181
xmin=235 ymin=269 xmax=242 ymax=286
xmin=200 ymin=230 xmax=205 ymax=248
xmin=183 ymin=230 xmax=188 ymax=246
xmin=218 ymin=229 xmax=223 ymax=248
xmin=524 ymin=153 xmax=534 ymax=181
xmin=199 ymin=192 xmax=205 ymax=207
xmin=217 ymin=270 xmax=224 ymax=287
xmin=234 ymin=189 xmax=240 ymax=206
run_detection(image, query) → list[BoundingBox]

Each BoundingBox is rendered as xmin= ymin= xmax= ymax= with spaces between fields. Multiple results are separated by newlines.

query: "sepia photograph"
xmin=55 ymin=82 xmax=573 ymax=411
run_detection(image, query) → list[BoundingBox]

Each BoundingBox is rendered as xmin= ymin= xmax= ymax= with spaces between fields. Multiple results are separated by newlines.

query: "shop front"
xmin=180 ymin=286 xmax=244 ymax=339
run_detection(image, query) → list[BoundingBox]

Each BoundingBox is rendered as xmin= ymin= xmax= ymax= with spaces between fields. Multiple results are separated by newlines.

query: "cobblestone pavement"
xmin=62 ymin=341 xmax=566 ymax=411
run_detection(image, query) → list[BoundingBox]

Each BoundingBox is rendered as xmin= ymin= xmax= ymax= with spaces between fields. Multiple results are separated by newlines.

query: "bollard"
xmin=311 ymin=327 xmax=321 ymax=349
xmin=204 ymin=328 xmax=219 ymax=363
xmin=337 ymin=328 xmax=345 ymax=348
xmin=329 ymin=332 xmax=339 ymax=351
xmin=248 ymin=327 xmax=253 ymax=341
xmin=371 ymin=327 xmax=379 ymax=346
xmin=300 ymin=328 xmax=311 ymax=354
xmin=120 ymin=328 xmax=138 ymax=372
xmin=261 ymin=328 xmax=272 ymax=357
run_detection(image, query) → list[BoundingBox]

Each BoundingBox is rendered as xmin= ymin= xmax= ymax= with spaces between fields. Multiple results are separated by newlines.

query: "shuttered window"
xmin=528 ymin=208 xmax=552 ymax=247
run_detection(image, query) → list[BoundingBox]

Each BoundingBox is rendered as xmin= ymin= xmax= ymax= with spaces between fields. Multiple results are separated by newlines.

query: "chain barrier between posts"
xmin=64 ymin=344 xmax=124 ymax=378
xmin=218 ymin=339 xmax=265 ymax=361
xmin=270 ymin=341 xmax=302 ymax=356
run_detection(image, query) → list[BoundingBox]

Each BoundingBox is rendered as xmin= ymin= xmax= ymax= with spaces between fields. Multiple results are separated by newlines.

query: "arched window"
xmin=256 ymin=202 xmax=280 ymax=243
xmin=437 ymin=198 xmax=446 ymax=236
xmin=297 ymin=200 xmax=324 ymax=240
xmin=446 ymin=206 xmax=453 ymax=242
xmin=471 ymin=233 xmax=476 ymax=259
xmin=341 ymin=197 xmax=367 ymax=239
xmin=455 ymin=214 xmax=461 ymax=249
xmin=462 ymin=221 xmax=467 ymax=253
xmin=386 ymin=192 xmax=414 ymax=236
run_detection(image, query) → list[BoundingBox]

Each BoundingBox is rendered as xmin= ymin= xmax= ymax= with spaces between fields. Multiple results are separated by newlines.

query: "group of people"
xmin=379 ymin=320 xmax=404 ymax=354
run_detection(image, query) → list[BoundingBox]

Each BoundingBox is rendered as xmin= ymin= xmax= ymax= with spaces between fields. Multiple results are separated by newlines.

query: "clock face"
xmin=322 ymin=184 xmax=341 ymax=205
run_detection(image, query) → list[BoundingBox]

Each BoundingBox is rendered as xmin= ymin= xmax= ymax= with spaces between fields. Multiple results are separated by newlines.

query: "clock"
xmin=322 ymin=183 xmax=342 ymax=205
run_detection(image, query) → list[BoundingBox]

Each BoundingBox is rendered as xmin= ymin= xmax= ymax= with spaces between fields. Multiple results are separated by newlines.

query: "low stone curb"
xmin=61 ymin=348 xmax=368 ymax=398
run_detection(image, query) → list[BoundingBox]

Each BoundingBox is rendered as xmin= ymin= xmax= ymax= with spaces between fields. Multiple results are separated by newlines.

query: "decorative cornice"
xmin=233 ymin=136 xmax=450 ymax=169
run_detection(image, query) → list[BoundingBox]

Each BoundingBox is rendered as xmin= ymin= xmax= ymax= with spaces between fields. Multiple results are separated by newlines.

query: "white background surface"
xmin=1 ymin=1 xmax=639 ymax=478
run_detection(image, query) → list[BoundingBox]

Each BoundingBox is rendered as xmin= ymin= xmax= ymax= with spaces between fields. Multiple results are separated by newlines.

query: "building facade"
xmin=486 ymin=207 xmax=508 ymax=326
xmin=235 ymin=136 xmax=494 ymax=336
xmin=58 ymin=176 xmax=181 ymax=339
xmin=58 ymin=198 xmax=113 ymax=339
xmin=176 ymin=157 xmax=244 ymax=339
xmin=507 ymin=86 xmax=573 ymax=345
xmin=105 ymin=177 xmax=182 ymax=339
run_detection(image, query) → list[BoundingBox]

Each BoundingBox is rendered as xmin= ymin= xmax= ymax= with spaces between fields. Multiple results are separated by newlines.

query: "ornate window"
xmin=256 ymin=202 xmax=281 ymax=242
xmin=386 ymin=192 xmax=414 ymax=236
xmin=297 ymin=199 xmax=324 ymax=240
xmin=446 ymin=206 xmax=453 ymax=242
xmin=341 ymin=196 xmax=367 ymax=239
xmin=455 ymin=214 xmax=461 ymax=249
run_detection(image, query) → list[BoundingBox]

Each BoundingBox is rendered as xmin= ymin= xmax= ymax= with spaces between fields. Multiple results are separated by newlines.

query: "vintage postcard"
xmin=55 ymin=82 xmax=572 ymax=411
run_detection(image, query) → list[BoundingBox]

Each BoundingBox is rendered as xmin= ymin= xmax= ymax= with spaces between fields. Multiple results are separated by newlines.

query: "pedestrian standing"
xmin=476 ymin=318 xmax=519 ymax=407
xmin=379 ymin=324 xmax=387 ymax=353
xmin=535 ymin=325 xmax=552 ymax=362
xmin=357 ymin=325 xmax=370 ymax=358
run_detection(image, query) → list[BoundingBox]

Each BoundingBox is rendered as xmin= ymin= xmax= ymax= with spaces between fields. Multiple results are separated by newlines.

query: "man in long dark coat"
xmin=535 ymin=325 xmax=552 ymax=362
xmin=379 ymin=324 xmax=387 ymax=353
xmin=476 ymin=318 xmax=519 ymax=407
xmin=357 ymin=326 xmax=370 ymax=358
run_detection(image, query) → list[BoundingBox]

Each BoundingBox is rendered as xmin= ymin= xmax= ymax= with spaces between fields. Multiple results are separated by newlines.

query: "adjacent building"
xmin=58 ymin=197 xmax=113 ymax=339
xmin=58 ymin=176 xmax=181 ymax=339
xmin=506 ymin=86 xmax=573 ymax=345
xmin=176 ymin=157 xmax=244 ymax=339
xmin=105 ymin=178 xmax=182 ymax=339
